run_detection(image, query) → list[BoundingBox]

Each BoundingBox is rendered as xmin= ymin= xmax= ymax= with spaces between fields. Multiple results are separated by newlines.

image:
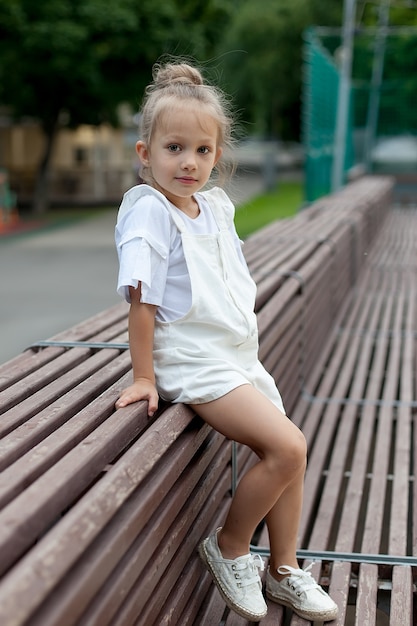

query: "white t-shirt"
xmin=115 ymin=185 xmax=247 ymax=322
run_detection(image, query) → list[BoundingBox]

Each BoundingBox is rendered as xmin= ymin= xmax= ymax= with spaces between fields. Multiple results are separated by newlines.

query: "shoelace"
xmin=277 ymin=563 xmax=320 ymax=594
xmin=234 ymin=553 xmax=265 ymax=588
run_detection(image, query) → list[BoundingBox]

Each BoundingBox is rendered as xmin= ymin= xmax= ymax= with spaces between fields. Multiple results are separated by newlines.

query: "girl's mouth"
xmin=176 ymin=177 xmax=197 ymax=184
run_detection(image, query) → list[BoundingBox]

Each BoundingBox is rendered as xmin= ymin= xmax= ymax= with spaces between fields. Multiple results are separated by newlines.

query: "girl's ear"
xmin=214 ymin=147 xmax=223 ymax=167
xmin=136 ymin=141 xmax=150 ymax=166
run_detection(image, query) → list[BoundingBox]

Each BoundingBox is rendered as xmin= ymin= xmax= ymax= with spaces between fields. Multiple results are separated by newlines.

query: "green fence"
xmin=302 ymin=26 xmax=417 ymax=202
xmin=302 ymin=28 xmax=354 ymax=202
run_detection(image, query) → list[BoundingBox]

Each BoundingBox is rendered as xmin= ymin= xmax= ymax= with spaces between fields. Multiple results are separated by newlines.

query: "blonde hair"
xmin=138 ymin=61 xmax=234 ymax=185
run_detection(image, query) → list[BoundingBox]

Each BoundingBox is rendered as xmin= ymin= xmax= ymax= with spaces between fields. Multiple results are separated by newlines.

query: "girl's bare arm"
xmin=115 ymin=285 xmax=159 ymax=415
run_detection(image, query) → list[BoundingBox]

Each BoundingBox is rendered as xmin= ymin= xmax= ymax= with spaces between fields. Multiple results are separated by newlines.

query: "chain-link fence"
xmin=302 ymin=25 xmax=417 ymax=202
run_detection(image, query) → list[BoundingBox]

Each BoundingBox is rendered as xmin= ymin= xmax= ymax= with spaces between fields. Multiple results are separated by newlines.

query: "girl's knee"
xmin=283 ymin=429 xmax=306 ymax=471
xmin=289 ymin=429 xmax=307 ymax=471
xmin=266 ymin=426 xmax=306 ymax=477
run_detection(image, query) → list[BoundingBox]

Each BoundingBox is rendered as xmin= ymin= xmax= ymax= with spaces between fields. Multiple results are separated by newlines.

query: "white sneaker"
xmin=266 ymin=564 xmax=338 ymax=622
xmin=198 ymin=528 xmax=267 ymax=621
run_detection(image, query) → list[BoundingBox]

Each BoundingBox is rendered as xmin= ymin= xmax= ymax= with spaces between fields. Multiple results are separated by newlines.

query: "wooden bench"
xmin=1 ymin=175 xmax=414 ymax=625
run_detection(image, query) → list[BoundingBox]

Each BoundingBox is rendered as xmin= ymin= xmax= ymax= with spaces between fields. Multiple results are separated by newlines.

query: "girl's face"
xmin=136 ymin=103 xmax=222 ymax=212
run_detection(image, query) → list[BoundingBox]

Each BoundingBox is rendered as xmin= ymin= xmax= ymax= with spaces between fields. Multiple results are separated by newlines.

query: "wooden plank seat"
xmin=226 ymin=204 xmax=416 ymax=626
xmin=2 ymin=175 xmax=414 ymax=626
xmin=239 ymin=204 xmax=417 ymax=626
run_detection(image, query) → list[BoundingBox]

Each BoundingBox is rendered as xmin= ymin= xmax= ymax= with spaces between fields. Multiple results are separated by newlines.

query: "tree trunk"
xmin=32 ymin=116 xmax=59 ymax=214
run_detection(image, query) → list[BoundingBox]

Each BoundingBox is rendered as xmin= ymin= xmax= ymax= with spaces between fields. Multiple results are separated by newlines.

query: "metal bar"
xmin=331 ymin=0 xmax=357 ymax=192
xmin=250 ymin=545 xmax=417 ymax=567
xmin=28 ymin=340 xmax=129 ymax=351
xmin=232 ymin=449 xmax=416 ymax=567
xmin=364 ymin=0 xmax=391 ymax=170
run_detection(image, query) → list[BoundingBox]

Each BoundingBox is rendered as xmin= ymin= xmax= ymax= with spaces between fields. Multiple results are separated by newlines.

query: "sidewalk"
xmin=0 ymin=210 xmax=121 ymax=364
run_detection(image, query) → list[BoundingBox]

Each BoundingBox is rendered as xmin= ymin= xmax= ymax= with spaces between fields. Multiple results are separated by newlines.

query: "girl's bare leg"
xmin=265 ymin=463 xmax=305 ymax=576
xmin=191 ymin=383 xmax=306 ymax=566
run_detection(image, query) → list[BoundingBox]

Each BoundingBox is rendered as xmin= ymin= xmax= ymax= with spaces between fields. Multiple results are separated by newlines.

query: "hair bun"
xmin=153 ymin=62 xmax=204 ymax=89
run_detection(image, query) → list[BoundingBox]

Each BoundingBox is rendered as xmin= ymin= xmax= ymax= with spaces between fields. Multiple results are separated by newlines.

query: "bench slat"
xmin=0 ymin=404 xmax=195 ymax=618
xmin=355 ymin=563 xmax=378 ymax=625
xmin=305 ymin=287 xmax=392 ymax=551
xmin=29 ymin=435 xmax=229 ymax=626
xmin=0 ymin=352 xmax=131 ymax=474
xmin=390 ymin=566 xmax=414 ymax=626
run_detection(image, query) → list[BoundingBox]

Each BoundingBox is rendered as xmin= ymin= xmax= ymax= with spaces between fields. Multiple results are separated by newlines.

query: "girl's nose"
xmin=181 ymin=151 xmax=196 ymax=169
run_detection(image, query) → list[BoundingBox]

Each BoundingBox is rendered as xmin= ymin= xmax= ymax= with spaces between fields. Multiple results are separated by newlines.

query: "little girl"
xmin=115 ymin=60 xmax=338 ymax=623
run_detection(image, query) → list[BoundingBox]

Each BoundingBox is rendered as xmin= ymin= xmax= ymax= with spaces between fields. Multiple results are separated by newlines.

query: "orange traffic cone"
xmin=0 ymin=209 xmax=7 ymax=233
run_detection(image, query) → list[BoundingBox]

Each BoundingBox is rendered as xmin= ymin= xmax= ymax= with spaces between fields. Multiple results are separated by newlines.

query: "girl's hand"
xmin=115 ymin=378 xmax=159 ymax=416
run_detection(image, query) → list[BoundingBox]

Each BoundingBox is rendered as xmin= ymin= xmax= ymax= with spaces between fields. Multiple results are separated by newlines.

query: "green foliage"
xmin=234 ymin=180 xmax=303 ymax=239
xmin=0 ymin=0 xmax=343 ymax=141
xmin=1 ymin=0 xmax=416 ymax=145
xmin=0 ymin=0 xmax=344 ymax=143
xmin=0 ymin=0 xmax=138 ymax=127
xmin=350 ymin=6 xmax=417 ymax=136
xmin=216 ymin=0 xmax=343 ymax=140
xmin=360 ymin=2 xmax=417 ymax=27
xmin=0 ymin=0 xmax=234 ymax=129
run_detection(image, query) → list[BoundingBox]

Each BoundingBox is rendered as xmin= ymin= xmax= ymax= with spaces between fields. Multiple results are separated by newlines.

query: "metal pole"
xmin=331 ymin=0 xmax=357 ymax=192
xmin=364 ymin=0 xmax=390 ymax=171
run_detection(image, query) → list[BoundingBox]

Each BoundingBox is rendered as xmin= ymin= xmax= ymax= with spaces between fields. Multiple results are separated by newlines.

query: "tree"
xmin=216 ymin=0 xmax=343 ymax=140
xmin=351 ymin=2 xmax=417 ymax=135
xmin=0 ymin=0 xmax=234 ymax=212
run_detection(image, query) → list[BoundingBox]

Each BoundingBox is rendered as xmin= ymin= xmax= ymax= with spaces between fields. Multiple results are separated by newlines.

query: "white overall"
xmin=153 ymin=188 xmax=285 ymax=413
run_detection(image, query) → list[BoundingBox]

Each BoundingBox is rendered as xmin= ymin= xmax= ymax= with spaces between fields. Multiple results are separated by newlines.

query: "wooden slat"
xmin=30 ymin=435 xmax=230 ymax=626
xmin=389 ymin=273 xmax=414 ymax=556
xmin=0 ymin=368 xmax=132 ymax=510
xmin=327 ymin=561 xmax=351 ymax=626
xmin=28 ymin=423 xmax=220 ymax=624
xmin=355 ymin=564 xmax=378 ymax=626
xmin=0 ymin=351 xmax=131 ymax=475
xmin=305 ymin=286 xmax=391 ymax=551
xmin=0 ymin=321 xmax=129 ymax=424
xmin=129 ymin=492 xmax=231 ymax=626
xmin=288 ymin=208 xmax=417 ymax=561
xmin=333 ymin=295 xmax=390 ymax=554
xmin=0 ymin=404 xmax=197 ymax=624
xmin=173 ymin=563 xmax=226 ymax=626
xmin=0 ymin=347 xmax=130 ymax=469
xmin=390 ymin=566 xmax=414 ymax=626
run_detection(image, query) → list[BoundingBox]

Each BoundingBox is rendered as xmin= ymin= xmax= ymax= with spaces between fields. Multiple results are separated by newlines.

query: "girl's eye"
xmin=198 ymin=146 xmax=210 ymax=154
xmin=168 ymin=144 xmax=181 ymax=152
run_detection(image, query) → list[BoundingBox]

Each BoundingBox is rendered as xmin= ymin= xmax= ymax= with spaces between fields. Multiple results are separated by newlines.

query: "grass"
xmin=234 ymin=180 xmax=304 ymax=239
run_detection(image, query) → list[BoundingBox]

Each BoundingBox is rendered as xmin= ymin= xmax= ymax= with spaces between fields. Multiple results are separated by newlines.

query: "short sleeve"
xmin=115 ymin=187 xmax=171 ymax=304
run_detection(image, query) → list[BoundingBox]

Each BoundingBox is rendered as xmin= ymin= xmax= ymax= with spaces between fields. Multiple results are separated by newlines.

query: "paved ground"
xmin=0 ymin=170 xmax=270 ymax=364
xmin=0 ymin=210 xmax=122 ymax=364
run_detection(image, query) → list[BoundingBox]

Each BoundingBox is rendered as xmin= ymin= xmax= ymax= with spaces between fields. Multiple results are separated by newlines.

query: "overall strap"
xmin=164 ymin=203 xmax=187 ymax=233
xmin=200 ymin=187 xmax=234 ymax=231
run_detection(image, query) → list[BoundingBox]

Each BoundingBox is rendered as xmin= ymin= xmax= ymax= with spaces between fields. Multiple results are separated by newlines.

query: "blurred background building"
xmin=0 ymin=104 xmax=138 ymax=206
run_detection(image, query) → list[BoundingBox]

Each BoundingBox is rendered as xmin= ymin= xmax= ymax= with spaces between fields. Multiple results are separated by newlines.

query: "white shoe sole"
xmin=266 ymin=590 xmax=338 ymax=621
